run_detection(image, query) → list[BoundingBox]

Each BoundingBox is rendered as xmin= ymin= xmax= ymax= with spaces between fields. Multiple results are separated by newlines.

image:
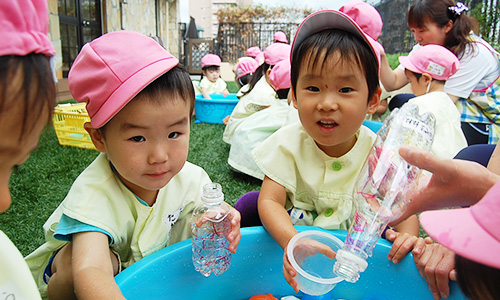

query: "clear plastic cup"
xmin=287 ymin=230 xmax=345 ymax=296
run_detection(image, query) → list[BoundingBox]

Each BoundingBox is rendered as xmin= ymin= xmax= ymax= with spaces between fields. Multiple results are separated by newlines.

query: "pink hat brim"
xmin=420 ymin=206 xmax=500 ymax=269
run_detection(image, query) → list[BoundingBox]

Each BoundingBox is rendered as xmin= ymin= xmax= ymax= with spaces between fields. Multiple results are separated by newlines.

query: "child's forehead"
xmin=297 ymin=48 xmax=361 ymax=76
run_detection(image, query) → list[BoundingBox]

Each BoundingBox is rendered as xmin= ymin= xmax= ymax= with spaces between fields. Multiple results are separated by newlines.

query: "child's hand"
xmin=282 ymin=238 xmax=336 ymax=293
xmin=385 ymin=229 xmax=418 ymax=264
xmin=223 ymin=89 xmax=230 ymax=97
xmin=412 ymin=237 xmax=456 ymax=300
xmin=282 ymin=246 xmax=299 ymax=293
xmin=227 ymin=206 xmax=241 ymax=254
xmin=222 ymin=115 xmax=230 ymax=125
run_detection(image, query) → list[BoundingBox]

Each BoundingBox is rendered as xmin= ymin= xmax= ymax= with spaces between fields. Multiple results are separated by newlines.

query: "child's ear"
xmin=84 ymin=122 xmax=106 ymax=152
xmin=367 ymin=87 xmax=382 ymax=115
xmin=422 ymin=73 xmax=433 ymax=85
xmin=291 ymin=87 xmax=298 ymax=109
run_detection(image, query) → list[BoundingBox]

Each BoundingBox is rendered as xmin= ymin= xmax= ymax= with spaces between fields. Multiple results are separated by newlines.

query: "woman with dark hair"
xmin=380 ymin=0 xmax=500 ymax=146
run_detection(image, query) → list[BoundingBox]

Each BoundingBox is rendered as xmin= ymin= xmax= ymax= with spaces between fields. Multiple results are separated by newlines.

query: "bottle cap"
xmin=202 ymin=182 xmax=224 ymax=203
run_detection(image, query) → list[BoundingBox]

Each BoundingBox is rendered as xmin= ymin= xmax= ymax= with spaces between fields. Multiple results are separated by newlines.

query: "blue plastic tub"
xmin=195 ymin=93 xmax=239 ymax=124
xmin=116 ymin=226 xmax=467 ymax=300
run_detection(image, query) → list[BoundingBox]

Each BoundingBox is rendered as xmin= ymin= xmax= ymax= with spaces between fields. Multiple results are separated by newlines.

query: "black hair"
xmin=291 ymin=29 xmax=379 ymax=102
xmin=408 ymin=70 xmax=446 ymax=85
xmin=241 ymin=62 xmax=270 ymax=96
xmin=237 ymin=74 xmax=252 ymax=88
xmin=276 ymin=88 xmax=290 ymax=100
xmin=455 ymin=254 xmax=500 ymax=300
xmin=0 ymin=54 xmax=55 ymax=141
xmin=408 ymin=0 xmax=475 ymax=59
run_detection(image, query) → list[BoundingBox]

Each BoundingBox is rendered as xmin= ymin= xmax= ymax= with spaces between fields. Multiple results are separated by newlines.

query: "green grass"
xmin=1 ymin=119 xmax=261 ymax=256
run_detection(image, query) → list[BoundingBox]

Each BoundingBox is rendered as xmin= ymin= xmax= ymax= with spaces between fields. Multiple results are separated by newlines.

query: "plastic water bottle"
xmin=334 ymin=103 xmax=435 ymax=283
xmin=191 ymin=182 xmax=232 ymax=276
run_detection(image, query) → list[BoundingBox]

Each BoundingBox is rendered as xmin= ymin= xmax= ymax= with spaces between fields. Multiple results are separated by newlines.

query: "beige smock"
xmin=1 ymin=230 xmax=42 ymax=300
xmin=25 ymin=153 xmax=210 ymax=298
xmin=252 ymin=122 xmax=376 ymax=229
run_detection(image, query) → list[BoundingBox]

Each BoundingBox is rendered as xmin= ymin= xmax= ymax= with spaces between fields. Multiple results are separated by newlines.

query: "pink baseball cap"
xmin=420 ymin=180 xmax=500 ymax=269
xmin=264 ymin=43 xmax=291 ymax=66
xmin=268 ymin=59 xmax=291 ymax=91
xmin=201 ymin=54 xmax=221 ymax=68
xmin=246 ymin=46 xmax=262 ymax=58
xmin=339 ymin=0 xmax=383 ymax=40
xmin=398 ymin=45 xmax=460 ymax=81
xmin=291 ymin=10 xmax=380 ymax=70
xmin=235 ymin=57 xmax=258 ymax=79
xmin=255 ymin=52 xmax=265 ymax=66
xmin=69 ymin=30 xmax=179 ymax=128
xmin=274 ymin=31 xmax=289 ymax=43
xmin=0 ymin=0 xmax=55 ymax=57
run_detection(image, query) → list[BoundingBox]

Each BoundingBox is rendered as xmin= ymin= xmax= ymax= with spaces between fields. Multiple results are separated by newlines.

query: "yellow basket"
xmin=52 ymin=103 xmax=96 ymax=150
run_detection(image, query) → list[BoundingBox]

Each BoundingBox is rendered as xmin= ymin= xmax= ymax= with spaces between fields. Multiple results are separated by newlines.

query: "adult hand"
xmin=390 ymin=146 xmax=499 ymax=225
xmin=412 ymin=237 xmax=457 ymax=300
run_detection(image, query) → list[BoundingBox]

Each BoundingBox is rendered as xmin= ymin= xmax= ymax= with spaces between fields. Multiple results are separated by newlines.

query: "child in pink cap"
xmin=398 ymin=44 xmax=467 ymax=159
xmin=419 ymin=180 xmax=500 ymax=300
xmin=247 ymin=10 xmax=419 ymax=292
xmin=198 ymin=53 xmax=229 ymax=99
xmin=223 ymin=42 xmax=291 ymax=144
xmin=0 ymin=0 xmax=56 ymax=299
xmin=234 ymin=57 xmax=259 ymax=88
xmin=25 ymin=31 xmax=241 ymax=300
xmin=228 ymin=59 xmax=295 ymax=183
xmin=274 ymin=31 xmax=289 ymax=44
xmin=246 ymin=46 xmax=262 ymax=58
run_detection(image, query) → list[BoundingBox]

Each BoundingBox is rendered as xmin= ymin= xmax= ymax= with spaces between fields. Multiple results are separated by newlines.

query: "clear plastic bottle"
xmin=191 ymin=182 xmax=232 ymax=277
xmin=334 ymin=103 xmax=436 ymax=283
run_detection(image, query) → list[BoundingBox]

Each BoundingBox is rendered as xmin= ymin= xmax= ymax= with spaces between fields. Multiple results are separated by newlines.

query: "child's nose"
xmin=317 ymin=94 xmax=339 ymax=111
xmin=148 ymin=143 xmax=168 ymax=164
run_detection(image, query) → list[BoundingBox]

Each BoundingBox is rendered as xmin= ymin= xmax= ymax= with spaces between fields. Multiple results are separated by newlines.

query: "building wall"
xmin=46 ymin=0 xmax=181 ymax=81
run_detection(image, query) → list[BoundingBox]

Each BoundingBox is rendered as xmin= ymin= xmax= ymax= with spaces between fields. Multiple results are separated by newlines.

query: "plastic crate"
xmin=52 ymin=103 xmax=96 ymax=150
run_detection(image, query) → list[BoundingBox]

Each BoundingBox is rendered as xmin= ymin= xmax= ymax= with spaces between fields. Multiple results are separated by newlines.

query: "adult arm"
xmin=72 ymin=231 xmax=125 ymax=300
xmin=379 ymin=50 xmax=409 ymax=92
xmin=390 ymin=146 xmax=500 ymax=225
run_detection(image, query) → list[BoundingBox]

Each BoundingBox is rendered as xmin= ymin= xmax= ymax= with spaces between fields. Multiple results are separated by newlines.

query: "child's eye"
xmin=168 ymin=132 xmax=180 ymax=139
xmin=130 ymin=136 xmax=145 ymax=142
xmin=339 ymin=87 xmax=353 ymax=93
xmin=307 ymin=86 xmax=320 ymax=92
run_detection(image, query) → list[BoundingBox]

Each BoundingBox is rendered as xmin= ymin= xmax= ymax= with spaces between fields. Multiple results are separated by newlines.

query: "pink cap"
xmin=246 ymin=46 xmax=262 ymax=58
xmin=291 ymin=10 xmax=380 ymax=70
xmin=264 ymin=43 xmax=291 ymax=66
xmin=255 ymin=52 xmax=265 ymax=66
xmin=235 ymin=57 xmax=259 ymax=79
xmin=201 ymin=54 xmax=221 ymax=68
xmin=69 ymin=31 xmax=179 ymax=128
xmin=420 ymin=180 xmax=500 ymax=269
xmin=398 ymin=45 xmax=460 ymax=81
xmin=274 ymin=31 xmax=288 ymax=43
xmin=0 ymin=0 xmax=55 ymax=57
xmin=339 ymin=0 xmax=383 ymax=40
xmin=268 ymin=59 xmax=291 ymax=91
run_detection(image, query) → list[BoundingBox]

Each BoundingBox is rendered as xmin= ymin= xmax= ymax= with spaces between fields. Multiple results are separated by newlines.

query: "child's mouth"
xmin=318 ymin=120 xmax=338 ymax=128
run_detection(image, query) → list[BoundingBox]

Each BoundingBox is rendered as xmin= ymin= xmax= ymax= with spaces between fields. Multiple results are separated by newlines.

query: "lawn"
xmin=1 ymin=121 xmax=261 ymax=256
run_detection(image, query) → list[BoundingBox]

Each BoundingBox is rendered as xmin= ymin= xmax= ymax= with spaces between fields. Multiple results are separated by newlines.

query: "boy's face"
xmin=405 ymin=69 xmax=427 ymax=96
xmin=92 ymin=95 xmax=191 ymax=204
xmin=292 ymin=51 xmax=380 ymax=157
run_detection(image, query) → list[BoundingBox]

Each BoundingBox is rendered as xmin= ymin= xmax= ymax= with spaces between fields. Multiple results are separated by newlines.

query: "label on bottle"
xmin=401 ymin=116 xmax=434 ymax=145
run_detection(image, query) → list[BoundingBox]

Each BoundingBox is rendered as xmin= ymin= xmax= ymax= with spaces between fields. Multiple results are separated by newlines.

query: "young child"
xmin=228 ymin=59 xmax=294 ymax=181
xmin=274 ymin=31 xmax=289 ymax=44
xmin=234 ymin=57 xmax=259 ymax=89
xmin=399 ymin=44 xmax=468 ymax=158
xmin=246 ymin=46 xmax=262 ymax=59
xmin=198 ymin=53 xmax=230 ymax=99
xmin=419 ymin=180 xmax=500 ymax=300
xmin=248 ymin=10 xmax=419 ymax=291
xmin=223 ymin=42 xmax=291 ymax=144
xmin=1 ymin=0 xmax=56 ymax=299
xmin=25 ymin=31 xmax=241 ymax=300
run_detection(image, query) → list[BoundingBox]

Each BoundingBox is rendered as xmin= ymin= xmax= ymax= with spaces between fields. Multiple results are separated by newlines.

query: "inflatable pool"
xmin=116 ymin=226 xmax=467 ymax=299
xmin=195 ymin=94 xmax=239 ymax=124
